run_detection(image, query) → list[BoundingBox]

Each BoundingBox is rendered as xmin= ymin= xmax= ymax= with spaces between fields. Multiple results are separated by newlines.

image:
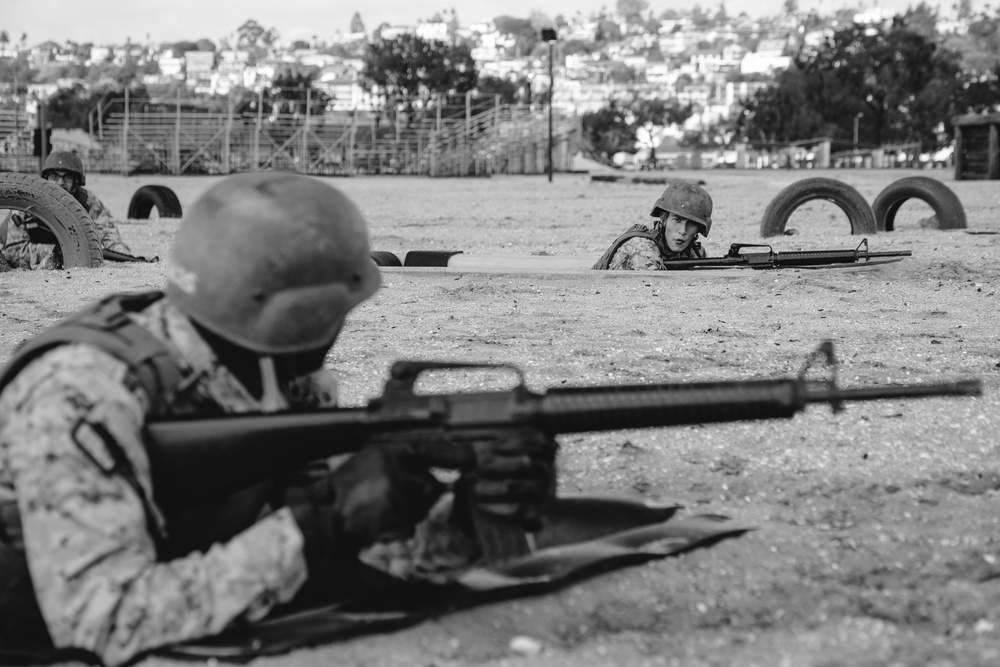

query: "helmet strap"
xmin=257 ymin=356 xmax=288 ymax=412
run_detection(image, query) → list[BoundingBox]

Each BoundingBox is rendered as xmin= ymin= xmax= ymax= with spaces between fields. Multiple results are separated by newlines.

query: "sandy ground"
xmin=2 ymin=167 xmax=999 ymax=666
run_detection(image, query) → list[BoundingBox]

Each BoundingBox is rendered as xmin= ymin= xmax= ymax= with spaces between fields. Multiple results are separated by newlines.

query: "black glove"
xmin=468 ymin=427 xmax=558 ymax=530
xmin=287 ymin=445 xmax=444 ymax=562
xmin=329 ymin=443 xmax=445 ymax=552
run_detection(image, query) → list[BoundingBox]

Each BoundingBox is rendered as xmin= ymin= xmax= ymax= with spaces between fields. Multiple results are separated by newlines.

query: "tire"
xmin=0 ymin=173 xmax=103 ymax=268
xmin=370 ymin=251 xmax=402 ymax=267
xmin=760 ymin=177 xmax=877 ymax=237
xmin=403 ymin=250 xmax=463 ymax=267
xmin=127 ymin=184 xmax=183 ymax=219
xmin=872 ymin=176 xmax=967 ymax=231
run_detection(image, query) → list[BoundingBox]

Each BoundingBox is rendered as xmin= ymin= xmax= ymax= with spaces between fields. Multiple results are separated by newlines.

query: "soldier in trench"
xmin=1 ymin=150 xmax=132 ymax=269
xmin=593 ymin=181 xmax=713 ymax=270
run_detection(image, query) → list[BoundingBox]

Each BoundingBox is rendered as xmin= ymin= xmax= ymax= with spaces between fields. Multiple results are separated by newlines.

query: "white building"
xmin=416 ymin=21 xmax=450 ymax=42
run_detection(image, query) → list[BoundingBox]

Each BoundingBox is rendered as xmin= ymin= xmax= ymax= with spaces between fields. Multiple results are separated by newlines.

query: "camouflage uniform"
xmin=1 ymin=187 xmax=131 ymax=269
xmin=0 ymin=298 xmax=327 ymax=665
xmin=0 ymin=295 xmax=476 ymax=664
xmin=603 ymin=223 xmax=707 ymax=271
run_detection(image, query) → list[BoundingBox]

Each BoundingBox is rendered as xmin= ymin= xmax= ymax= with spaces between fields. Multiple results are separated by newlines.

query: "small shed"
xmin=952 ymin=112 xmax=1000 ymax=180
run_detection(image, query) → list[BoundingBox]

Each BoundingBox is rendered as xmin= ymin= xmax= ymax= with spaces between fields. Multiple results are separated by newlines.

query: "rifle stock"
xmin=663 ymin=238 xmax=911 ymax=270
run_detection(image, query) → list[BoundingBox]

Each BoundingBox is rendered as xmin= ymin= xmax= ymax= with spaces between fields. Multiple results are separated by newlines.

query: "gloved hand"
xmin=468 ymin=427 xmax=558 ymax=530
xmin=329 ymin=443 xmax=445 ymax=552
xmin=287 ymin=445 xmax=444 ymax=562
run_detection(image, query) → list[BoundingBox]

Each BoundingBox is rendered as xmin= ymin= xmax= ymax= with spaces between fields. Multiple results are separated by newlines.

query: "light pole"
xmin=853 ymin=112 xmax=863 ymax=148
xmin=541 ymin=27 xmax=557 ymax=183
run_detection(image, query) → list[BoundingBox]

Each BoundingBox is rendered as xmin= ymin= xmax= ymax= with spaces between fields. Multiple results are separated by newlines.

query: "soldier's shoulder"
xmin=617 ymin=235 xmax=659 ymax=253
xmin=5 ymin=343 xmax=130 ymax=397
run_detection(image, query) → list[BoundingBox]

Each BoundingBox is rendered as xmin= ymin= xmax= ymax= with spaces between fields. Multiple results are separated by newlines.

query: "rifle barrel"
xmin=805 ymin=378 xmax=982 ymax=403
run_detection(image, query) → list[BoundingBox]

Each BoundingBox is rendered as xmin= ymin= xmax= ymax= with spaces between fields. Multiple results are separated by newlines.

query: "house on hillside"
xmin=740 ymin=36 xmax=792 ymax=74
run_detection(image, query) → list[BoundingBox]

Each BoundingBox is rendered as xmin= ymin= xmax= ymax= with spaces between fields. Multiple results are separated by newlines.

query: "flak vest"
xmin=592 ymin=224 xmax=664 ymax=270
xmin=0 ymin=291 xmax=185 ymax=655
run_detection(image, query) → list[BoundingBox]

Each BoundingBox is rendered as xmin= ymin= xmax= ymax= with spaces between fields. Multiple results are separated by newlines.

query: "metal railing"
xmin=73 ymin=95 xmax=579 ymax=177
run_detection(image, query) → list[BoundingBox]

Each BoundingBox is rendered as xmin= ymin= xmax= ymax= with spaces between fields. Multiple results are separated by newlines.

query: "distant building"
xmin=416 ymin=21 xmax=449 ymax=42
xmin=184 ymin=51 xmax=214 ymax=75
xmin=380 ymin=25 xmax=415 ymax=40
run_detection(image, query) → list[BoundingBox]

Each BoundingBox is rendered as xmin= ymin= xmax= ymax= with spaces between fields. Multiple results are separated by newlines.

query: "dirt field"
xmin=2 ymin=168 xmax=999 ymax=666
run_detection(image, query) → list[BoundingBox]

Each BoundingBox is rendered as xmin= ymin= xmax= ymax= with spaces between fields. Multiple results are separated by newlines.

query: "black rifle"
xmin=145 ymin=341 xmax=980 ymax=562
xmin=103 ymin=249 xmax=160 ymax=263
xmin=663 ymin=238 xmax=911 ymax=270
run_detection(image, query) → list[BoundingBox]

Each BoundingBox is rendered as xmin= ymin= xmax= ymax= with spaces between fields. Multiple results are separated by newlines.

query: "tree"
xmin=350 ymin=12 xmax=366 ymax=34
xmin=616 ymin=0 xmax=649 ymax=25
xmin=714 ymin=1 xmax=728 ymax=25
xmin=901 ymin=2 xmax=939 ymax=39
xmin=0 ymin=31 xmax=8 ymax=47
xmin=595 ymin=19 xmax=622 ymax=42
xmin=361 ymin=33 xmax=477 ymax=115
xmin=583 ymin=96 xmax=693 ymax=162
xmin=956 ymin=0 xmax=973 ymax=21
xmin=493 ymin=16 xmax=540 ymax=57
xmin=236 ymin=19 xmax=278 ymax=62
xmin=477 ymin=75 xmax=525 ymax=104
xmin=736 ymin=19 xmax=982 ymax=147
xmin=582 ymin=101 xmax=635 ymax=160
xmin=690 ymin=4 xmax=712 ymax=28
xmin=0 ymin=54 xmax=36 ymax=94
xmin=172 ymin=41 xmax=199 ymax=55
xmin=628 ymin=96 xmax=693 ymax=161
xmin=736 ymin=67 xmax=830 ymax=143
xmin=269 ymin=68 xmax=330 ymax=114
xmin=45 ymin=83 xmax=94 ymax=130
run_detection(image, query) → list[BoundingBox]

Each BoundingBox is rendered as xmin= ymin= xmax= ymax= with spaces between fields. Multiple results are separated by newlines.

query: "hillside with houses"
xmin=0 ymin=4 xmax=996 ymax=175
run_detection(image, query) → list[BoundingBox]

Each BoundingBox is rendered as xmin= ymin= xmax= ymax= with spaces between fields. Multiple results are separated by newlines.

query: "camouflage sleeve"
xmin=84 ymin=191 xmax=132 ymax=254
xmin=606 ymin=237 xmax=666 ymax=271
xmin=0 ymin=211 xmax=59 ymax=270
xmin=0 ymin=344 xmax=308 ymax=666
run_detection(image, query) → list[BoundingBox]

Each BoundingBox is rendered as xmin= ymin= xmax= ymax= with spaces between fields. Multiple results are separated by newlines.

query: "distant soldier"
xmin=0 ymin=151 xmax=132 ymax=269
xmin=0 ymin=172 xmax=555 ymax=665
xmin=593 ymin=181 xmax=713 ymax=270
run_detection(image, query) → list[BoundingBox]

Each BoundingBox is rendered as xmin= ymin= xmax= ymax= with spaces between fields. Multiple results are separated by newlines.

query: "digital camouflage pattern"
xmin=605 ymin=225 xmax=707 ymax=270
xmin=0 ymin=187 xmax=132 ymax=269
xmin=0 ymin=299 xmax=324 ymax=665
xmin=0 ymin=297 xmax=474 ymax=664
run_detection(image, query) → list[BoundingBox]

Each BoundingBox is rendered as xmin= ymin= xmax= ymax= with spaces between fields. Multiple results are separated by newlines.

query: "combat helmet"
xmin=166 ymin=172 xmax=381 ymax=354
xmin=41 ymin=150 xmax=86 ymax=186
xmin=650 ymin=181 xmax=713 ymax=236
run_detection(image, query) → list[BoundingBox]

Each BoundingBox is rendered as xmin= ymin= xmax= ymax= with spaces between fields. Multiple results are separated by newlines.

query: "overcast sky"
xmin=3 ymin=0 xmax=985 ymax=45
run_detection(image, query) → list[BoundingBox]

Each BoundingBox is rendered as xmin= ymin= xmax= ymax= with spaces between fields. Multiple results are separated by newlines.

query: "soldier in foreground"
xmin=0 ymin=173 xmax=555 ymax=664
xmin=593 ymin=181 xmax=713 ymax=270
xmin=0 ymin=150 xmax=133 ymax=269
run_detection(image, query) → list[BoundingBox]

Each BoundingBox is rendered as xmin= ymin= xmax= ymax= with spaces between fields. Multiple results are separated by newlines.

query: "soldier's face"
xmin=661 ymin=213 xmax=699 ymax=252
xmin=46 ymin=170 xmax=77 ymax=192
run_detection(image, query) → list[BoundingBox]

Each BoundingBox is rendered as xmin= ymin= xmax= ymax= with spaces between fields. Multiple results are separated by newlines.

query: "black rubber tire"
xmin=0 ymin=172 xmax=103 ymax=268
xmin=760 ymin=177 xmax=877 ymax=237
xmin=370 ymin=251 xmax=402 ymax=267
xmin=872 ymin=176 xmax=967 ymax=231
xmin=403 ymin=250 xmax=463 ymax=267
xmin=127 ymin=184 xmax=183 ymax=219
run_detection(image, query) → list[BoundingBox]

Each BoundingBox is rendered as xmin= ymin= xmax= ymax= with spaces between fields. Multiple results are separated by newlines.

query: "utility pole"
xmin=854 ymin=112 xmax=863 ymax=148
xmin=541 ymin=27 xmax=557 ymax=183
